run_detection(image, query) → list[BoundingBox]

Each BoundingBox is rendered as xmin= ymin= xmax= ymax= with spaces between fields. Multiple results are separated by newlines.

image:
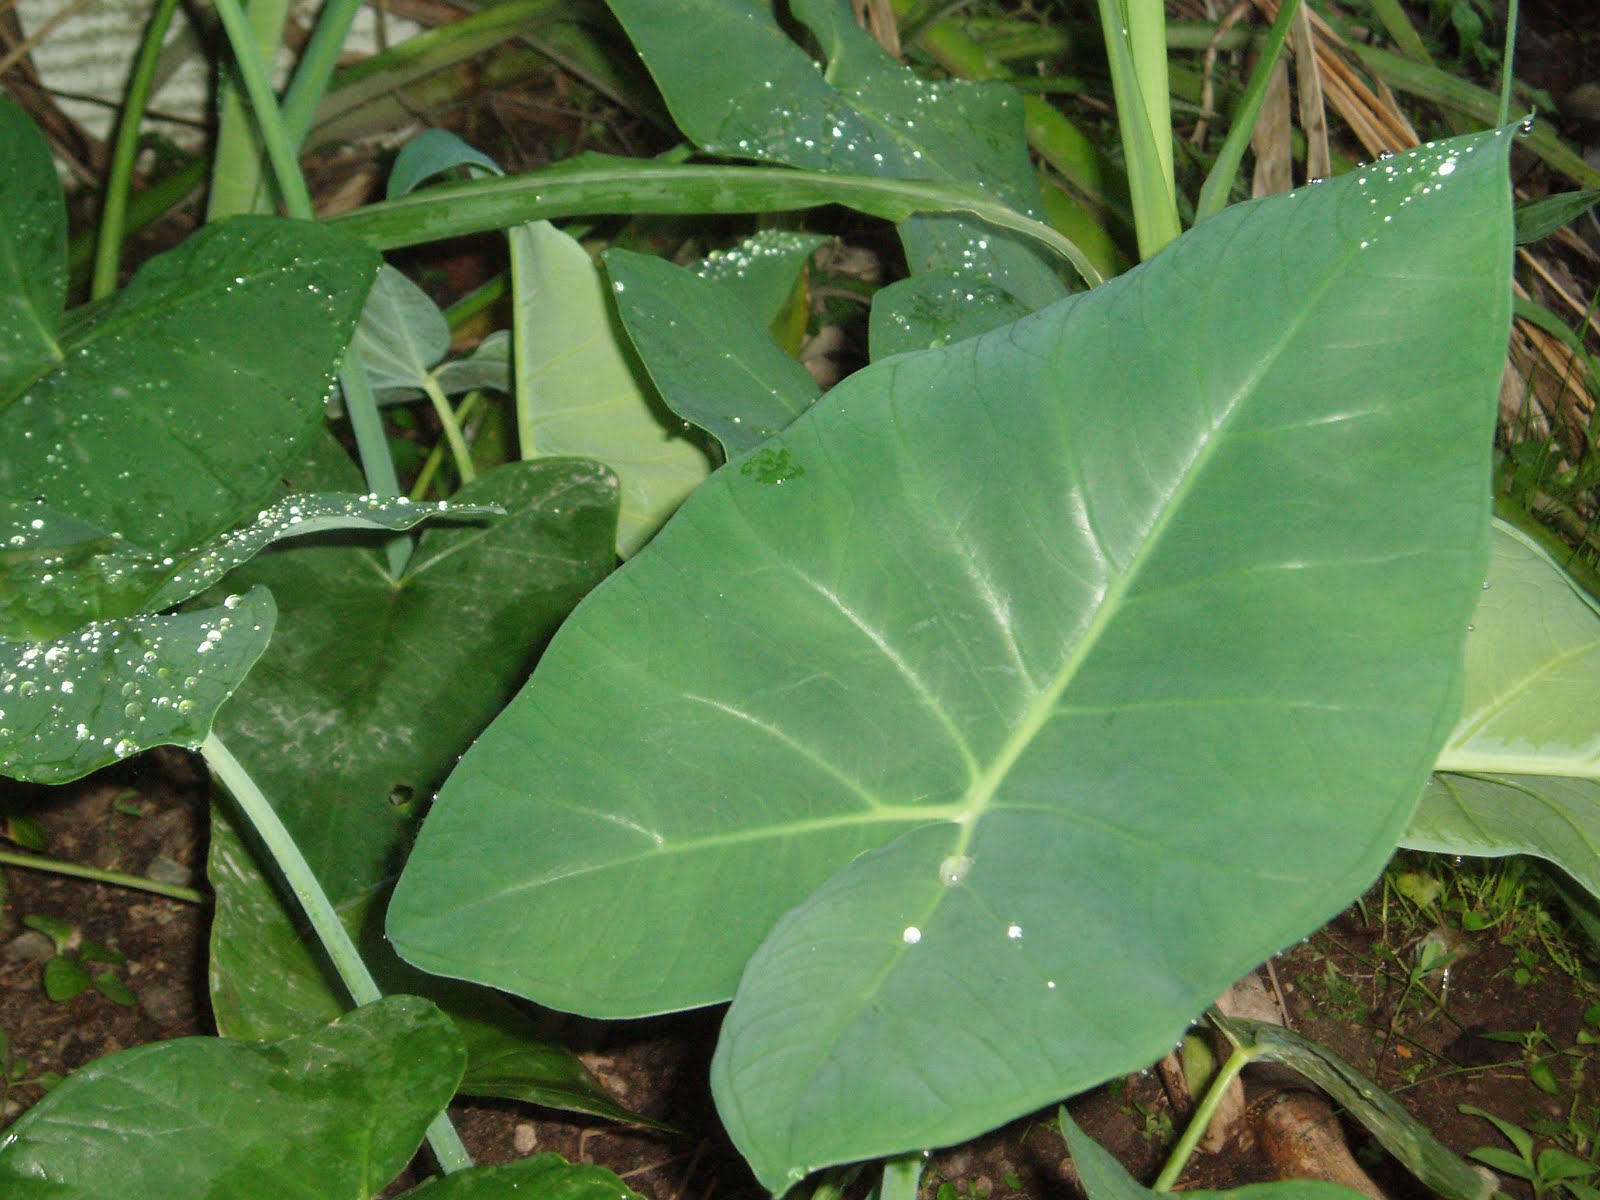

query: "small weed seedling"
xmin=20 ymin=915 xmax=137 ymax=1007
xmin=1463 ymin=1104 xmax=1600 ymax=1200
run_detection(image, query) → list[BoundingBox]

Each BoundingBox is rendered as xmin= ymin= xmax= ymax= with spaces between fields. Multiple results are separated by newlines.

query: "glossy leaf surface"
xmin=207 ymin=807 xmax=645 ymax=1123
xmin=1 ymin=589 xmax=275 ymax=783
xmin=0 ymin=98 xmax=66 ymax=393
xmin=401 ymin=1154 xmax=645 ymax=1200
xmin=207 ymin=449 xmax=624 ymax=1116
xmin=605 ymin=248 xmax=819 ymax=455
xmin=604 ymin=0 xmax=1067 ymax=308
xmin=1407 ymin=523 xmax=1600 ymax=897
xmin=511 ymin=220 xmax=710 ymax=556
xmin=0 ymin=996 xmax=463 ymax=1200
xmin=0 ymin=216 xmax=379 ymax=555
xmin=694 ymin=230 xmax=830 ymax=325
xmin=393 ymin=132 xmax=1512 ymax=1185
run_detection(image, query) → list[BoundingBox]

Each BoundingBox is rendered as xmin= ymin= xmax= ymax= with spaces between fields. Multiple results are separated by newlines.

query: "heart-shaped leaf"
xmin=605 ymin=248 xmax=819 ymax=456
xmin=207 ymin=447 xmax=627 ymax=1118
xmin=0 ymin=215 xmax=379 ymax=555
xmin=391 ymin=130 xmax=1512 ymax=1184
xmin=0 ymin=996 xmax=464 ymax=1200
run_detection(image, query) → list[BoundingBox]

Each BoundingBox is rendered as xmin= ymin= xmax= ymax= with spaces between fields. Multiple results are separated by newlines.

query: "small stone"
xmin=4 ymin=930 xmax=54 ymax=962
xmin=144 ymin=855 xmax=191 ymax=887
xmin=139 ymin=982 xmax=188 ymax=1025
xmin=512 ymin=1123 xmax=539 ymax=1154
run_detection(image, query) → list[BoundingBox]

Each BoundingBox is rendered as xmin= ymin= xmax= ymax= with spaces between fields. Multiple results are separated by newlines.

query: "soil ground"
xmin=2 ymin=755 xmax=1596 ymax=1200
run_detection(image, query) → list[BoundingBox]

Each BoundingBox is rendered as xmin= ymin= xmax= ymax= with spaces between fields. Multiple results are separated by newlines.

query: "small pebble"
xmin=4 ymin=931 xmax=55 ymax=963
xmin=145 ymin=855 xmax=192 ymax=887
xmin=139 ymin=982 xmax=187 ymax=1025
xmin=513 ymin=1123 xmax=539 ymax=1154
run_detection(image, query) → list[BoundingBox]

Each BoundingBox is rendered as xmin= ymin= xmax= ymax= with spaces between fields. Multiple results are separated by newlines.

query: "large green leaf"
xmin=391 ymin=130 xmax=1512 ymax=1183
xmin=0 ymin=99 xmax=66 ymax=393
xmin=0 ymin=996 xmax=464 ymax=1199
xmin=0 ymin=216 xmax=379 ymax=555
xmin=511 ymin=221 xmax=711 ymax=556
xmin=400 ymin=1154 xmax=645 ymax=1200
xmin=1405 ymin=522 xmax=1600 ymax=897
xmin=603 ymin=0 xmax=1066 ymax=311
xmin=604 ymin=248 xmax=820 ymax=456
xmin=207 ymin=450 xmax=627 ymax=1118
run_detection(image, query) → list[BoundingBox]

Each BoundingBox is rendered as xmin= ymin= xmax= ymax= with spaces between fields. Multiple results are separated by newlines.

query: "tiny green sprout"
xmin=1463 ymin=1104 xmax=1600 ymax=1200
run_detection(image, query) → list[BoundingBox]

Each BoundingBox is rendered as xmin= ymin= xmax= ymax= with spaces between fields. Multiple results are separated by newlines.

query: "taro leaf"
xmin=389 ymin=131 xmax=1513 ymax=1186
xmin=0 ymin=995 xmax=464 ymax=1200
xmin=351 ymin=263 xmax=452 ymax=396
xmin=869 ymin=271 xmax=1034 ymax=358
xmin=512 ymin=220 xmax=711 ymax=556
xmin=0 ymin=492 xmax=495 ymax=641
xmin=207 ymin=806 xmax=650 ymax=1124
xmin=604 ymin=247 xmax=820 ymax=455
xmin=434 ymin=330 xmax=512 ymax=396
xmin=0 ymin=215 xmax=380 ymax=556
xmin=694 ymin=230 xmax=831 ymax=326
xmin=1404 ymin=522 xmax=1600 ymax=899
xmin=604 ymin=0 xmax=1066 ymax=312
xmin=400 ymin=1154 xmax=646 ymax=1200
xmin=0 ymin=589 xmax=275 ymax=784
xmin=207 ymin=456 xmax=626 ymax=1118
xmin=1060 ymin=1110 xmax=1364 ymax=1200
xmin=388 ymin=127 xmax=503 ymax=199
xmin=0 ymin=98 xmax=66 ymax=393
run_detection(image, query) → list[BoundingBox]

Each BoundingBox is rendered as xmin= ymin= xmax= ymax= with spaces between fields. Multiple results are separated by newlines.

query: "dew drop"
xmin=939 ymin=854 xmax=973 ymax=884
xmin=902 ymin=926 xmax=922 ymax=945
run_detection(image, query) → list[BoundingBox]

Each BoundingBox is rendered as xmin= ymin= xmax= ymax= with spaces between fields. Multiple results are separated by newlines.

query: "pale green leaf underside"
xmin=0 ymin=996 xmax=462 ymax=1200
xmin=392 ymin=131 xmax=1512 ymax=1185
xmin=511 ymin=220 xmax=710 ymax=556
xmin=1405 ymin=522 xmax=1600 ymax=899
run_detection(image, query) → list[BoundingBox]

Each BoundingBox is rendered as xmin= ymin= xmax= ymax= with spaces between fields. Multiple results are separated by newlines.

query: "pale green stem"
xmin=278 ymin=0 xmax=366 ymax=147
xmin=423 ymin=379 xmax=476 ymax=484
xmin=1095 ymin=0 xmax=1181 ymax=258
xmin=1496 ymin=0 xmax=1519 ymax=128
xmin=1152 ymin=1044 xmax=1255 ymax=1190
xmin=0 ymin=849 xmax=207 ymax=904
xmin=340 ymin=353 xmax=413 ymax=577
xmin=203 ymin=733 xmax=471 ymax=1173
xmin=207 ymin=0 xmax=292 ymax=219
xmin=876 ymin=1154 xmax=927 ymax=1200
xmin=1194 ymin=0 xmax=1304 ymax=223
xmin=1125 ymin=0 xmax=1175 ymax=191
xmin=411 ymin=393 xmax=483 ymax=500
xmin=509 ymin=231 xmax=537 ymax=460
xmin=209 ymin=0 xmax=314 ymax=220
xmin=92 ymin=0 xmax=182 ymax=298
